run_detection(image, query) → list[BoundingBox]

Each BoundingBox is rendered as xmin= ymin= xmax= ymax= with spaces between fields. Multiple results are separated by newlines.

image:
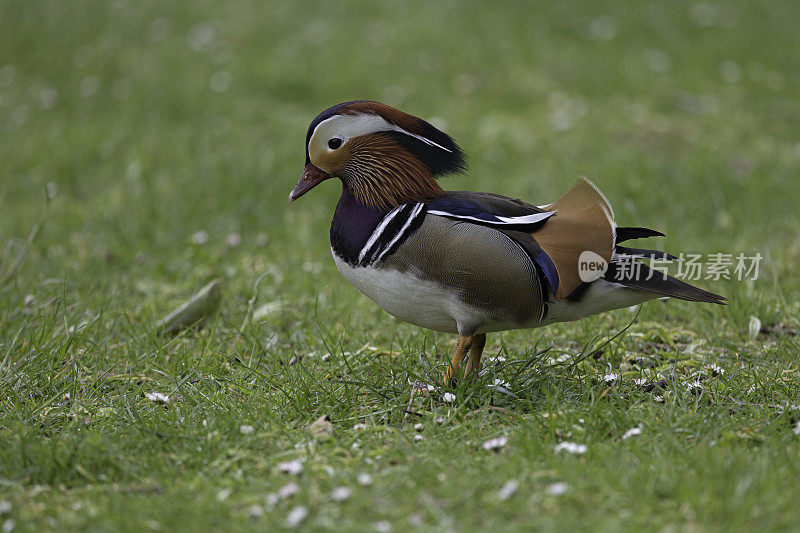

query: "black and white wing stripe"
xmin=426 ymin=209 xmax=555 ymax=229
xmin=426 ymin=192 xmax=556 ymax=232
xmin=358 ymin=203 xmax=427 ymax=266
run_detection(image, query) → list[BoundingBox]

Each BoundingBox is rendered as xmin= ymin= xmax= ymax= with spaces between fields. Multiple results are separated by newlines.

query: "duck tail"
xmin=605 ymin=231 xmax=726 ymax=304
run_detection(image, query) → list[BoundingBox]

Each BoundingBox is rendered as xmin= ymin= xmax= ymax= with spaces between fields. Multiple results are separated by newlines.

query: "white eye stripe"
xmin=309 ymin=114 xmax=452 ymax=154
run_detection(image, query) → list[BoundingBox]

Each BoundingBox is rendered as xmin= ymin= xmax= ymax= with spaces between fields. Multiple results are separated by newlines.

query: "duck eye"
xmin=327 ymin=137 xmax=343 ymax=150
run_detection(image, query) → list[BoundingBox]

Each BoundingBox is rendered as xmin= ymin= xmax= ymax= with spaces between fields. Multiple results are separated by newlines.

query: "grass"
xmin=1 ymin=0 xmax=799 ymax=530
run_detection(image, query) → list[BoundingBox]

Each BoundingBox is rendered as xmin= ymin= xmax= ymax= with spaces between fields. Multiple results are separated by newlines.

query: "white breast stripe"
xmin=358 ymin=205 xmax=403 ymax=264
xmin=427 ymin=210 xmax=555 ymax=226
xmin=374 ymin=203 xmax=425 ymax=263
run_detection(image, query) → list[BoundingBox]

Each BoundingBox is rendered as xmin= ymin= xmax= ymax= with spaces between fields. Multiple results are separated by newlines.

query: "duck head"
xmin=290 ymin=101 xmax=465 ymax=209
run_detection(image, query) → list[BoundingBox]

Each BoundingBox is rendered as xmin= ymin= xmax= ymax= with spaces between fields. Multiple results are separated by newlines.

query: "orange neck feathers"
xmin=342 ymin=133 xmax=446 ymax=209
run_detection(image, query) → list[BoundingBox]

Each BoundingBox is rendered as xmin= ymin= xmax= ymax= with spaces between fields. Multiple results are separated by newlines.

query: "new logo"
xmin=578 ymin=250 xmax=609 ymax=282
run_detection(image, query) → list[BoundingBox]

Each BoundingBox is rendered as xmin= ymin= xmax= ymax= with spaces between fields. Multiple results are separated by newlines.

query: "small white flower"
xmin=286 ymin=506 xmax=308 ymax=528
xmin=0 ymin=502 xmax=10 ymax=515
xmin=554 ymin=442 xmax=587 ymax=455
xmin=748 ymin=315 xmax=761 ymax=340
xmin=278 ymin=482 xmax=299 ymax=499
xmin=793 ymin=421 xmax=800 ymax=436
xmin=426 ymin=384 xmax=436 ymax=392
xmin=602 ymin=373 xmax=618 ymax=383
xmin=216 ymin=488 xmax=232 ymax=501
xmin=634 ymin=378 xmax=647 ymax=386
xmin=247 ymin=504 xmax=264 ymax=518
xmin=547 ymin=353 xmax=571 ymax=365
xmin=489 ymin=378 xmax=510 ymax=388
xmin=654 ymin=395 xmax=665 ymax=403
xmin=145 ymin=392 xmax=170 ymax=404
xmin=2 ymin=519 xmax=15 ymax=533
xmin=187 ymin=24 xmax=215 ymax=50
xmin=46 ymin=181 xmax=58 ymax=199
xmin=707 ymin=363 xmax=725 ymax=375
xmin=374 ymin=521 xmax=391 ymax=532
xmin=588 ymin=15 xmax=618 ymax=41
xmin=209 ymin=70 xmax=231 ymax=93
xmin=357 ymin=473 xmax=373 ymax=486
xmin=38 ymin=87 xmax=59 ymax=110
xmin=497 ymin=479 xmax=518 ymax=500
xmin=622 ymin=424 xmax=643 ymax=440
xmin=413 ymin=434 xmax=424 ymax=442
xmin=225 ymin=232 xmax=241 ymax=247
xmin=547 ymin=481 xmax=569 ymax=496
xmin=686 ymin=380 xmax=703 ymax=393
xmin=276 ymin=460 xmax=303 ymax=475
xmin=331 ymin=487 xmax=351 ymax=502
xmin=353 ymin=423 xmax=368 ymax=430
xmin=191 ymin=230 xmax=209 ymax=245
xmin=481 ymin=436 xmax=508 ymax=451
xmin=239 ymin=425 xmax=255 ymax=435
xmin=413 ymin=423 xmax=424 ymax=431
xmin=442 ymin=392 xmax=456 ymax=403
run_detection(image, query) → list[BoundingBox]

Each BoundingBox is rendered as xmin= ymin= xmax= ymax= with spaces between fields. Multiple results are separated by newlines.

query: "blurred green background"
xmin=2 ymin=0 xmax=800 ymax=530
xmin=2 ymin=0 xmax=798 ymax=288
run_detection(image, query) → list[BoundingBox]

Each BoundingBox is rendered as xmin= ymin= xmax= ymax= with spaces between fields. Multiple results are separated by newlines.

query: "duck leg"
xmin=463 ymin=333 xmax=486 ymax=377
xmin=443 ymin=335 xmax=473 ymax=387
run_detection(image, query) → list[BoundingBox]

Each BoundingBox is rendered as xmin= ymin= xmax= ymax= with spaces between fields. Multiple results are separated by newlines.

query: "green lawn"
xmin=2 ymin=0 xmax=800 ymax=530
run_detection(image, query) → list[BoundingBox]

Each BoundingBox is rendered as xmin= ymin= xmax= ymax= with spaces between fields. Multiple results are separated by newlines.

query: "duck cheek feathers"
xmin=289 ymin=163 xmax=331 ymax=201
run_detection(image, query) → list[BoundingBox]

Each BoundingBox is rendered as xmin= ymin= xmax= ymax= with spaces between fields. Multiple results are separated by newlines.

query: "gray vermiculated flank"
xmin=382 ymin=214 xmax=544 ymax=326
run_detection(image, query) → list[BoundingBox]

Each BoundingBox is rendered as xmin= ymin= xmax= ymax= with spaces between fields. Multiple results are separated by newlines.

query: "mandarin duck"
xmin=290 ymin=101 xmax=725 ymax=386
